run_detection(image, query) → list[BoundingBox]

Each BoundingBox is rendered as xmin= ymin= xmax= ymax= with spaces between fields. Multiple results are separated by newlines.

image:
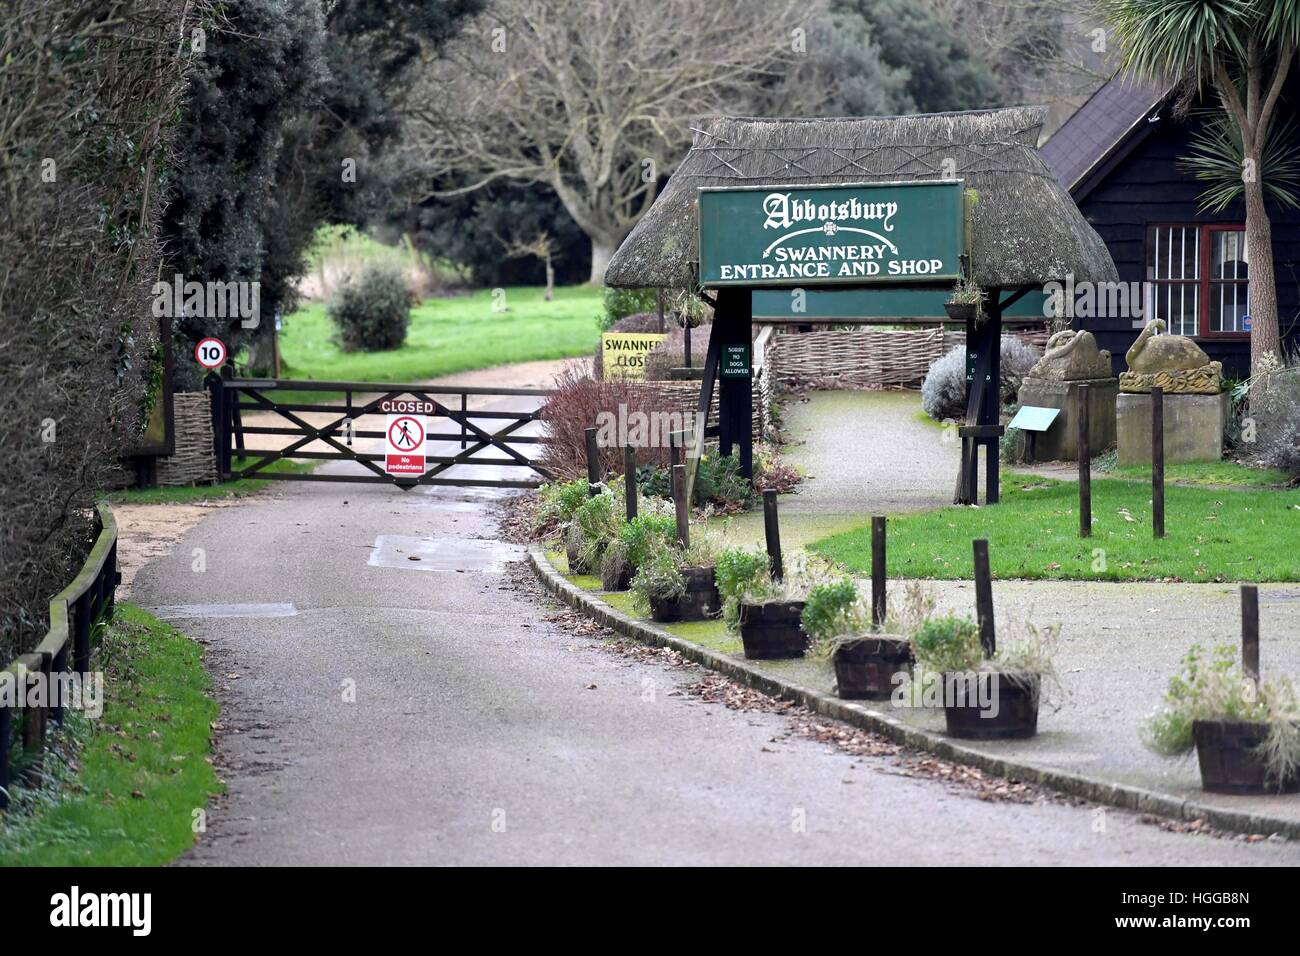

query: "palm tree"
xmin=1099 ymin=0 xmax=1300 ymax=370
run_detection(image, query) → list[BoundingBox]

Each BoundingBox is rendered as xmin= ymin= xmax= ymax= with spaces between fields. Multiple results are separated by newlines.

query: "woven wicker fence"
xmin=767 ymin=325 xmax=1049 ymax=389
xmin=156 ymin=391 xmax=218 ymax=487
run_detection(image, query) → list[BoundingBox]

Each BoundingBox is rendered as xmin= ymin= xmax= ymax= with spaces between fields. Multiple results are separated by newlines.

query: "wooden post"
xmin=672 ymin=463 xmax=690 ymax=549
xmin=656 ymin=288 xmax=665 ymax=334
xmin=763 ymin=490 xmax=783 ymax=581
xmin=1077 ymin=383 xmax=1091 ymax=538
xmin=624 ymin=445 xmax=637 ymax=520
xmin=871 ymin=515 xmax=887 ymax=627
xmin=460 ymin=393 xmax=467 ymax=450
xmin=74 ymin=591 xmax=92 ymax=676
xmin=1152 ymin=386 xmax=1165 ymax=538
xmin=1242 ymin=584 xmax=1260 ymax=683
xmin=714 ymin=288 xmax=753 ymax=479
xmin=973 ymin=539 xmax=996 ymax=658
xmin=584 ymin=426 xmax=600 ymax=495
xmin=684 ymin=320 xmax=692 ymax=369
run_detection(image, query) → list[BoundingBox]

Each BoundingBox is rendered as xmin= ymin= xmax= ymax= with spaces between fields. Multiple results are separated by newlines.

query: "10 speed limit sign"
xmin=195 ymin=337 xmax=227 ymax=370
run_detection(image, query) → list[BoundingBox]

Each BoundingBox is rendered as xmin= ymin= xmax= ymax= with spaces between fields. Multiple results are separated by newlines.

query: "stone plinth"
xmin=1016 ymin=377 xmax=1118 ymax=462
xmin=1116 ymin=391 xmax=1229 ymax=466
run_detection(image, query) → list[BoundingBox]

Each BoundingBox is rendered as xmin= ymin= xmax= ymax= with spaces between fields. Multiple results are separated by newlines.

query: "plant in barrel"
xmin=910 ymin=614 xmax=1060 ymax=740
xmin=1145 ymin=644 xmax=1300 ymax=795
xmin=712 ymin=548 xmax=843 ymax=660
xmin=629 ymin=534 xmax=721 ymax=623
xmin=600 ymin=511 xmax=676 ymax=591
xmin=801 ymin=579 xmax=916 ymax=701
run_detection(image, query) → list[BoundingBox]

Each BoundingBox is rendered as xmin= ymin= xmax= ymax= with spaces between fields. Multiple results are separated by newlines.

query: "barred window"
xmin=1145 ymin=224 xmax=1248 ymax=337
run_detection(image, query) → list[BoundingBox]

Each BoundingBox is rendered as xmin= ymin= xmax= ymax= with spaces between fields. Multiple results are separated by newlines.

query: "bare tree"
xmin=497 ymin=228 xmax=558 ymax=300
xmin=410 ymin=0 xmax=818 ymax=284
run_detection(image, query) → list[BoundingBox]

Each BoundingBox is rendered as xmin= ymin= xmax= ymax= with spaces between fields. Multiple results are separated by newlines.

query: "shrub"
xmin=801 ymin=579 xmax=868 ymax=646
xmin=1 ymin=1 xmax=197 ymax=664
xmin=630 ymin=539 xmax=686 ymax=605
xmin=1247 ymin=353 xmax=1300 ymax=476
xmin=568 ymin=490 xmax=619 ymax=570
xmin=911 ymin=615 xmax=981 ymax=673
xmin=692 ymin=454 xmax=755 ymax=510
xmin=620 ymin=514 xmax=677 ymax=569
xmin=328 ymin=264 xmax=413 ymax=352
xmin=601 ymin=287 xmax=659 ymax=331
xmin=533 ymin=479 xmax=590 ymax=536
xmin=715 ymin=548 xmax=773 ymax=626
xmin=537 ymin=365 xmax=683 ymax=479
xmin=921 ymin=337 xmax=1042 ymax=421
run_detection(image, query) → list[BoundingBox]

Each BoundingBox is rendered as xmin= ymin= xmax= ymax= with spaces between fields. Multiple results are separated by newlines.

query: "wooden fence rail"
xmin=0 ymin=502 xmax=119 ymax=811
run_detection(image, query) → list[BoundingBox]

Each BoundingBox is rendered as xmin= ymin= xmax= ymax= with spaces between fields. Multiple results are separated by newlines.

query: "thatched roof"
xmin=605 ymin=107 xmax=1118 ymax=290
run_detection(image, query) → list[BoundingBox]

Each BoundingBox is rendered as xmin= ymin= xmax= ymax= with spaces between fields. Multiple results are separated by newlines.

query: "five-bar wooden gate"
xmin=209 ymin=377 xmax=553 ymax=490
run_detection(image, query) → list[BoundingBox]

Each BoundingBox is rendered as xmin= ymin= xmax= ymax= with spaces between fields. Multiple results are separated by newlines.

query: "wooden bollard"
xmin=1077 ymin=383 xmax=1091 ymax=538
xmin=1152 ymin=386 xmax=1165 ymax=538
xmin=973 ymin=539 xmax=996 ymax=658
xmin=672 ymin=463 xmax=690 ymax=548
xmin=763 ymin=490 xmax=783 ymax=581
xmin=1242 ymin=584 xmax=1260 ymax=683
xmin=624 ymin=445 xmax=637 ymax=520
xmin=871 ymin=515 xmax=887 ymax=626
xmin=584 ymin=426 xmax=600 ymax=496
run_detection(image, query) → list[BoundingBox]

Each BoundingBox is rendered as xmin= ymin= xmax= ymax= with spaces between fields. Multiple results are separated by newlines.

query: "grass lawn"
xmin=277 ymin=285 xmax=602 ymax=391
xmin=104 ymin=456 xmax=316 ymax=506
xmin=811 ymin=474 xmax=1300 ymax=582
xmin=0 ymin=605 xmax=221 ymax=866
xmin=1102 ymin=459 xmax=1294 ymax=489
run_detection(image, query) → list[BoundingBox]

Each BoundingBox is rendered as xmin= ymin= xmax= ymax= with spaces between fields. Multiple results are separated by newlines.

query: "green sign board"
xmin=697 ymin=181 xmax=964 ymax=288
xmin=751 ymin=288 xmax=1049 ymax=322
xmin=720 ymin=343 xmax=751 ymax=378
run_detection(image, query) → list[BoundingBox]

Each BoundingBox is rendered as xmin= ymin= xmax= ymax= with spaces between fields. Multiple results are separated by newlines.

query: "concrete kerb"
xmin=528 ymin=545 xmax=1300 ymax=841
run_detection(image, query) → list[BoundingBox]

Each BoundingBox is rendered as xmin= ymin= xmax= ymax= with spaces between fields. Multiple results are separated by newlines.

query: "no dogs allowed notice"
xmin=381 ymin=398 xmax=431 ymax=477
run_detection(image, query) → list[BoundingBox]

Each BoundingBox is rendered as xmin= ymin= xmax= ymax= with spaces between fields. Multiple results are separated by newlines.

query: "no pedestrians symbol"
xmin=385 ymin=413 xmax=427 ymax=477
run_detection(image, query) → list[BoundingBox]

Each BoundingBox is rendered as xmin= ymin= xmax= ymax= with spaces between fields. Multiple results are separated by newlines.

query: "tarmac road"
xmin=132 ymin=434 xmax=1299 ymax=865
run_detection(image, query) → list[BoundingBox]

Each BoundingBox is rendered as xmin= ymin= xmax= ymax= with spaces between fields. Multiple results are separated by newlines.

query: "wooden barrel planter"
xmin=649 ymin=567 xmax=720 ymax=623
xmin=833 ymin=636 xmax=912 ymax=700
xmin=942 ymin=671 xmax=1040 ymax=740
xmin=1192 ymin=720 xmax=1300 ymax=795
xmin=739 ymin=600 xmax=808 ymax=659
xmin=602 ymin=562 xmax=633 ymax=592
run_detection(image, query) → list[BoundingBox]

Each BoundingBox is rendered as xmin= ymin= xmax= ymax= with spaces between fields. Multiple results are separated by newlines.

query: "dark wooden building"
xmin=1040 ymin=73 xmax=1300 ymax=379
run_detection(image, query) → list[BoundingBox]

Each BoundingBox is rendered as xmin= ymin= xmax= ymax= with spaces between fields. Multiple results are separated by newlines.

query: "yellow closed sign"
xmin=601 ymin=332 xmax=667 ymax=381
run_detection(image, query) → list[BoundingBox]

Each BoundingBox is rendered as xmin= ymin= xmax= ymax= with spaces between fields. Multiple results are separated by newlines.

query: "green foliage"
xmin=830 ymin=0 xmax=1004 ymax=113
xmin=630 ymin=538 xmax=686 ymax=605
xmin=534 ymin=479 xmax=590 ymax=535
xmin=1180 ymin=115 xmax=1300 ymax=213
xmin=714 ymin=547 xmax=774 ymax=626
xmin=327 ymin=264 xmax=413 ymax=352
xmin=163 ymin=0 xmax=328 ymax=388
xmin=801 ymin=579 xmax=867 ymax=645
xmin=0 ymin=606 xmax=220 ymax=865
xmin=911 ymin=615 xmax=981 ymax=674
xmin=569 ymin=490 xmax=620 ymax=569
xmin=620 ymin=514 xmax=677 ymax=569
xmin=692 ymin=454 xmax=756 ymax=510
xmin=1146 ymin=642 xmax=1300 ymax=786
xmin=601 ymin=287 xmax=659 ymax=331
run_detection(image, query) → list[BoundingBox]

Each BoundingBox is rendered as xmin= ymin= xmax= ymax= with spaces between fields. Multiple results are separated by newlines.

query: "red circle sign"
xmin=195 ymin=337 xmax=227 ymax=369
xmin=387 ymin=415 xmax=424 ymax=451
